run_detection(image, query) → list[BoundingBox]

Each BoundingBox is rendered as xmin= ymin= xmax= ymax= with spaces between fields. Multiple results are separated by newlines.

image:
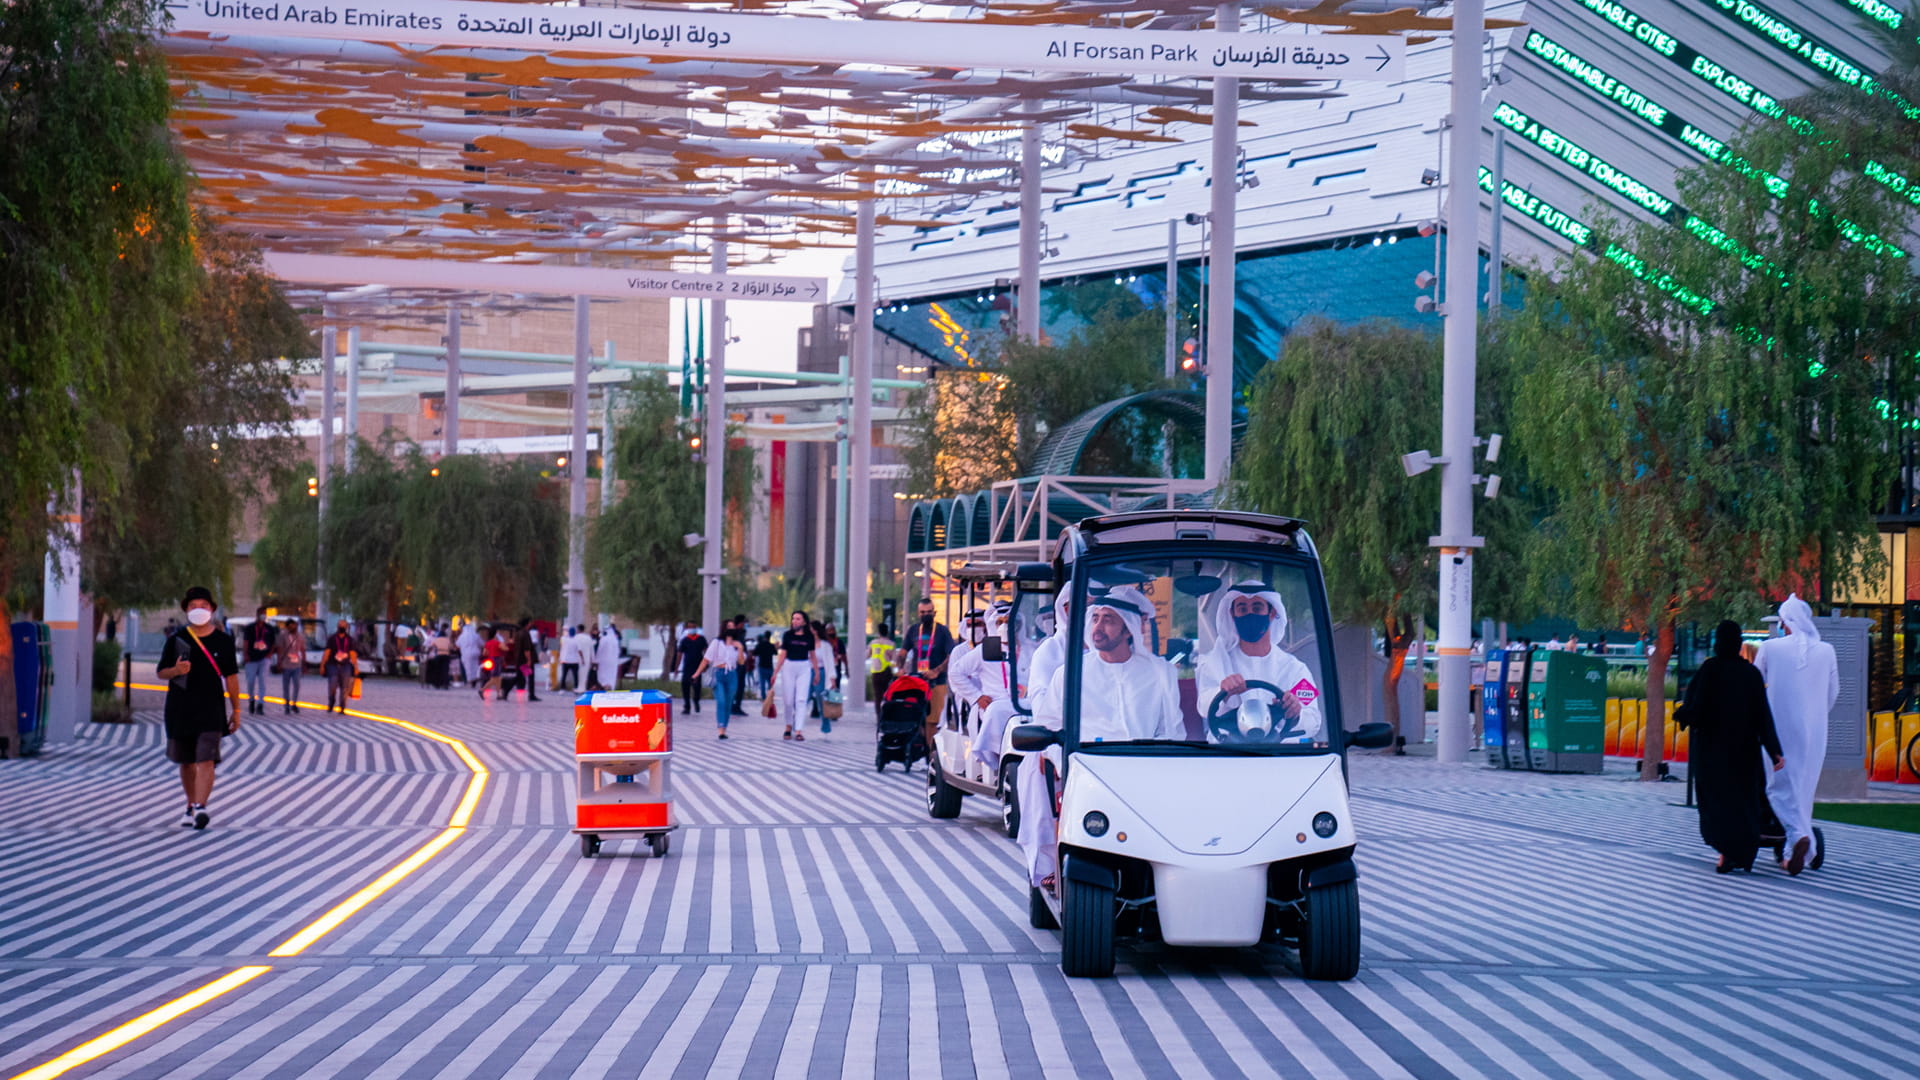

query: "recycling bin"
xmin=1524 ymin=650 xmax=1607 ymax=773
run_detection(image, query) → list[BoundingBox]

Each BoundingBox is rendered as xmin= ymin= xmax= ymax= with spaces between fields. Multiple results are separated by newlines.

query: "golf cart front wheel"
xmin=1060 ymin=864 xmax=1116 ymax=978
xmin=1297 ymin=877 xmax=1361 ymax=981
xmin=1029 ymin=887 xmax=1058 ymax=930
xmin=999 ymin=762 xmax=1021 ymax=839
xmin=926 ymin=758 xmax=963 ymax=819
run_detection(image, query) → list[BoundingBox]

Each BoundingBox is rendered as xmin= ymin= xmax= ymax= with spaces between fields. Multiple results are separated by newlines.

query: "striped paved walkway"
xmin=1 ymin=682 xmax=1917 ymax=1078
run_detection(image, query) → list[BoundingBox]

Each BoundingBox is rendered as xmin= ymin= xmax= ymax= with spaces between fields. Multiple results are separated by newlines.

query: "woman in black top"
xmin=158 ymin=586 xmax=241 ymax=830
xmin=1675 ymin=620 xmax=1786 ymax=873
xmin=773 ymin=610 xmax=822 ymax=740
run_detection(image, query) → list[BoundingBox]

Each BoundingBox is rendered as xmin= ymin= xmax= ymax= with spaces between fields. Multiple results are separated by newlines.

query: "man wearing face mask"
xmin=158 ymin=587 xmax=241 ymax=830
xmin=1195 ymin=582 xmax=1324 ymax=744
xmin=945 ymin=609 xmax=988 ymax=726
xmin=904 ymin=598 xmax=956 ymax=758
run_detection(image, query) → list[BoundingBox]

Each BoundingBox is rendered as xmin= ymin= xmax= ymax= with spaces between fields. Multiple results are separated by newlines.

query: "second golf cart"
xmin=1002 ymin=510 xmax=1392 ymax=978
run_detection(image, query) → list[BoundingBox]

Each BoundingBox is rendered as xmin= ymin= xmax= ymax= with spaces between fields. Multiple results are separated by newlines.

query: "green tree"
xmin=83 ymin=215 xmax=310 ymax=613
xmin=325 ymin=441 xmax=410 ymax=618
xmin=1507 ymin=107 xmax=1920 ymax=779
xmin=398 ymin=451 xmax=565 ymax=621
xmin=1 ymin=0 xmax=199 ymax=734
xmin=252 ymin=469 xmax=319 ymax=610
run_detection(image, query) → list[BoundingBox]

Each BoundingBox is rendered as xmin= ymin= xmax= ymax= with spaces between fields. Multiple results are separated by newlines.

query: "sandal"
xmin=783 ymin=729 xmax=792 ymax=740
xmin=793 ymin=733 xmax=806 ymax=742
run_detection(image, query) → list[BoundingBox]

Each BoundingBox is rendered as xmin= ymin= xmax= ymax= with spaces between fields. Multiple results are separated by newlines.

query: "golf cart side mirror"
xmin=1011 ymin=724 xmax=1058 ymax=752
xmin=1349 ymin=722 xmax=1395 ymax=750
xmin=981 ymin=636 xmax=1005 ymax=662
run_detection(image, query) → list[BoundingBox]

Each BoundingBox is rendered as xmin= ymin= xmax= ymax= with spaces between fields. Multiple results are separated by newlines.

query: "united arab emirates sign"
xmin=168 ymin=1 xmax=1408 ymax=82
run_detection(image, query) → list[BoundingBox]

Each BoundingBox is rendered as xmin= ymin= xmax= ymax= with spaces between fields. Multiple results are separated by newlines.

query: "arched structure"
xmin=1028 ymin=389 xmax=1216 ymax=478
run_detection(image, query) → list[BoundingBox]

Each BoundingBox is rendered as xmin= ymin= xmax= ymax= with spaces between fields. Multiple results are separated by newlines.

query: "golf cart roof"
xmin=948 ymin=561 xmax=1056 ymax=584
xmin=1073 ymin=511 xmax=1310 ymax=550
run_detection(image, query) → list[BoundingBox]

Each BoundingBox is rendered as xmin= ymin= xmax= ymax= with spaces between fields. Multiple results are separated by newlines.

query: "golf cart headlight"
xmin=1311 ymin=812 xmax=1338 ymax=839
xmin=1082 ymin=811 xmax=1110 ymax=837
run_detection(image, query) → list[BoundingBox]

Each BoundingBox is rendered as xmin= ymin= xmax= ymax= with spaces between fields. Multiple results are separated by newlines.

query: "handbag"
xmin=761 ymin=695 xmax=777 ymax=719
xmin=349 ymin=675 xmax=363 ymax=700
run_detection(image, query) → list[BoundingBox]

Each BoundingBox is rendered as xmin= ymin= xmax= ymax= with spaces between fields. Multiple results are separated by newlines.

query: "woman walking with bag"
xmin=274 ymin=618 xmax=305 ymax=713
xmin=693 ymin=629 xmax=743 ymax=739
xmin=773 ymin=610 xmax=824 ymax=741
xmin=324 ymin=620 xmax=357 ymax=713
xmin=1675 ymin=620 xmax=1786 ymax=873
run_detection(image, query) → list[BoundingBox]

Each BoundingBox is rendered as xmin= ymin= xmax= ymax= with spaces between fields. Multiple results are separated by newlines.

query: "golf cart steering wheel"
xmin=1205 ymin=680 xmax=1304 ymax=744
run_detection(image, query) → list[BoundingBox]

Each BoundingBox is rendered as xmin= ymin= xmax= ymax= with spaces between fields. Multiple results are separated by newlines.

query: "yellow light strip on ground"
xmin=6 ymin=967 xmax=271 ymax=1080
xmin=13 ymin=685 xmax=496 ymax=1078
xmin=267 ymin=825 xmax=466 ymax=956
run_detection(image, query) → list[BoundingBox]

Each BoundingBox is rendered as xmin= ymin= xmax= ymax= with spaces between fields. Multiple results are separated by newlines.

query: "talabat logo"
xmin=600 ymin=710 xmax=645 ymax=725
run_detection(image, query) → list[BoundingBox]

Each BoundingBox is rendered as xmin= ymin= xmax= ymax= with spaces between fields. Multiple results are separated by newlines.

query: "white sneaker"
xmin=193 ymin=806 xmax=210 ymax=830
xmin=179 ymin=808 xmax=196 ymax=828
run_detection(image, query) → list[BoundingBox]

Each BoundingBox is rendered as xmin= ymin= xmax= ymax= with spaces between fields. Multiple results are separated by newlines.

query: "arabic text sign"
xmin=266 ymin=253 xmax=829 ymax=302
xmin=171 ymin=2 xmax=1407 ymax=82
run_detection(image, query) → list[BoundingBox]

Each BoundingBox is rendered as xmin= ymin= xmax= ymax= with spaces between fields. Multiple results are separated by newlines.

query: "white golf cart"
xmin=1008 ymin=510 xmax=1393 ymax=979
xmin=924 ymin=563 xmax=1054 ymax=838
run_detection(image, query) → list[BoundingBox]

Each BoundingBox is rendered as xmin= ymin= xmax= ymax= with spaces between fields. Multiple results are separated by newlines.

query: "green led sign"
xmin=1477 ymin=167 xmax=1592 ymax=247
xmin=1602 ymin=243 xmax=1717 ymax=316
xmin=1709 ymin=1 xmax=1885 ymax=98
xmin=1574 ymin=0 xmax=1678 ymax=57
xmin=1841 ymin=0 xmax=1903 ymax=29
xmin=1493 ymin=102 xmax=1677 ymax=219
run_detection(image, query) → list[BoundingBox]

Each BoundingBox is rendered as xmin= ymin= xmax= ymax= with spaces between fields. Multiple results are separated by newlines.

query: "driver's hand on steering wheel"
xmin=1280 ymin=691 xmax=1304 ymax=719
xmin=1220 ymin=674 xmax=1248 ymax=696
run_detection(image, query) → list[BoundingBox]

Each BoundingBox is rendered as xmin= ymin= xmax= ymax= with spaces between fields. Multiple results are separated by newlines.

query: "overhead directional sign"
xmin=169 ymin=1 xmax=1408 ymax=81
xmin=266 ymin=253 xmax=829 ymax=302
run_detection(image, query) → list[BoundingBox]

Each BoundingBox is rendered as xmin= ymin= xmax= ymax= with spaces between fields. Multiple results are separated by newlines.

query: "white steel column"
xmin=846 ymin=197 xmax=877 ymax=714
xmin=40 ymin=473 xmax=82 ymax=747
xmin=344 ymin=326 xmax=361 ymax=471
xmin=834 ymin=355 xmax=850 ymax=592
xmin=317 ymin=312 xmax=335 ymax=620
xmin=1436 ymin=0 xmax=1485 ymax=764
xmin=1018 ymin=118 xmax=1043 ymax=343
xmin=1487 ymin=127 xmax=1505 ymax=317
xmin=700 ymin=233 xmax=728 ymax=637
xmin=567 ymin=292 xmax=591 ymax=631
xmin=599 ymin=342 xmax=617 ymax=635
xmin=1203 ymin=2 xmax=1240 ymax=488
xmin=1164 ymin=219 xmax=1180 ymax=379
xmin=443 ymin=306 xmax=462 ymax=454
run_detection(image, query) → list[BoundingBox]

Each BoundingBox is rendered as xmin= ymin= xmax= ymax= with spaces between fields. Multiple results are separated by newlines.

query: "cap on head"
xmin=181 ymin=586 xmax=216 ymax=611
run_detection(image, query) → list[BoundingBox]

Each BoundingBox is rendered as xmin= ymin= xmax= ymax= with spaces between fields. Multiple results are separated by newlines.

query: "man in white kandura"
xmin=1017 ymin=586 xmax=1182 ymax=890
xmin=945 ymin=609 xmax=987 ymax=729
xmin=957 ymin=603 xmax=1016 ymax=777
xmin=1754 ymin=593 xmax=1838 ymax=876
xmin=1194 ymin=581 xmax=1325 ymax=744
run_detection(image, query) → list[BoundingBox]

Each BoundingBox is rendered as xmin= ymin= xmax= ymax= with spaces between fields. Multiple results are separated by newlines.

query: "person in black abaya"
xmin=1674 ymin=620 xmax=1786 ymax=873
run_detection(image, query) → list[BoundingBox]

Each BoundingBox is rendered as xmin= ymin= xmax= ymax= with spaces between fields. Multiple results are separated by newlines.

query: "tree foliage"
xmin=1233 ymin=319 xmax=1538 ymax=737
xmin=902 ymin=294 xmax=1176 ymax=495
xmin=1507 ymin=79 xmax=1920 ymax=777
xmin=590 ymin=374 xmax=753 ymax=629
xmin=252 ymin=469 xmax=319 ymax=610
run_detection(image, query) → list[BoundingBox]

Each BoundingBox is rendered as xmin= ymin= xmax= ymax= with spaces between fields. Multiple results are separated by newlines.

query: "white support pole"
xmin=1204 ymin=2 xmax=1240 ymax=489
xmin=40 ymin=472 xmax=82 ymax=748
xmin=700 ymin=232 xmax=728 ymax=637
xmin=834 ymin=354 xmax=850 ymax=592
xmin=443 ymin=305 xmax=462 ymax=454
xmin=567 ymin=292 xmax=591 ymax=631
xmin=1487 ymin=127 xmax=1505 ymax=317
xmin=846 ymin=196 xmax=877 ymax=714
xmin=317 ymin=310 xmax=335 ymax=621
xmin=1164 ymin=219 xmax=1180 ymax=380
xmin=598 ymin=342 xmax=616 ymax=635
xmin=1436 ymin=0 xmax=1485 ymax=765
xmin=344 ymin=326 xmax=361 ymax=472
xmin=1018 ymin=117 xmax=1043 ymax=343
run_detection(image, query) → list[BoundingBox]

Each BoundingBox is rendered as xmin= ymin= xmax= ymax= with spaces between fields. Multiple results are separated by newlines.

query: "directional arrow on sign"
xmin=1371 ymin=45 xmax=1394 ymax=72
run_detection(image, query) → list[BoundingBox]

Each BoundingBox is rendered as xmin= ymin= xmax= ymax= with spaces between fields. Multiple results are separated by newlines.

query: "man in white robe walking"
xmin=1754 ymin=594 xmax=1837 ymax=876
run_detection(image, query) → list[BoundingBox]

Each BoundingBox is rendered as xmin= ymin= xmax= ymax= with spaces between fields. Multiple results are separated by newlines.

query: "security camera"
xmin=1485 ymin=433 xmax=1503 ymax=463
xmin=1483 ymin=474 xmax=1503 ymax=499
xmin=1420 ymin=168 xmax=1441 ymax=186
xmin=1414 ymin=295 xmax=1438 ymax=314
xmin=1416 ymin=219 xmax=1440 ymax=238
xmin=1184 ymin=212 xmax=1209 ymax=226
xmin=1415 ymin=270 xmax=1437 ymax=291
xmin=683 ymin=532 xmax=705 ymax=548
xmin=1401 ymin=449 xmax=1435 ymax=477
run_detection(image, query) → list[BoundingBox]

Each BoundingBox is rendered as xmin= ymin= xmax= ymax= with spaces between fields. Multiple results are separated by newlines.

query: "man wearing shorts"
xmin=159 ymin=586 xmax=241 ymax=830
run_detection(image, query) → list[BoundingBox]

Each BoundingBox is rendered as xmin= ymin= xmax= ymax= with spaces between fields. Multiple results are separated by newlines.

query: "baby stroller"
xmin=876 ymin=675 xmax=931 ymax=772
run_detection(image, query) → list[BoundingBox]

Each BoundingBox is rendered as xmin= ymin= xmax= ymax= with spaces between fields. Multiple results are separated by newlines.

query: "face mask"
xmin=969 ymin=627 xmax=985 ymax=644
xmin=186 ymin=608 xmax=213 ymax=627
xmin=1233 ymin=611 xmax=1271 ymax=643
xmin=920 ymin=613 xmax=934 ymax=628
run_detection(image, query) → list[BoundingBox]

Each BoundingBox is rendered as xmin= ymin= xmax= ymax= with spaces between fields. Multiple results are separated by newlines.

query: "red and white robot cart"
xmin=573 ymin=689 xmax=677 ymax=858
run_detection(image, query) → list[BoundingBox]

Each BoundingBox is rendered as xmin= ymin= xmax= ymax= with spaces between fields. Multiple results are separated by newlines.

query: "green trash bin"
xmin=1525 ymin=650 xmax=1607 ymax=773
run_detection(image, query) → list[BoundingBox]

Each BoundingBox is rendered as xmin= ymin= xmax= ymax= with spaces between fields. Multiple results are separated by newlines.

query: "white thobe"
xmin=1017 ymin=649 xmax=1182 ymax=885
xmin=594 ymin=632 xmax=622 ymax=690
xmin=1194 ymin=644 xmax=1326 ymax=743
xmin=1755 ymin=636 xmax=1839 ymax=853
xmin=946 ymin=641 xmax=980 ymax=719
xmin=456 ymin=626 xmax=481 ymax=684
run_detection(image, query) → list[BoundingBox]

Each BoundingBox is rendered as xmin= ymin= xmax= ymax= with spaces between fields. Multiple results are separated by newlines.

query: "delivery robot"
xmin=1008 ymin=510 xmax=1394 ymax=979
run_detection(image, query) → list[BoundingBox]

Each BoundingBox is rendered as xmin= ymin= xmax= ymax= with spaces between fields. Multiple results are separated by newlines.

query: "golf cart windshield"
xmin=1045 ymin=553 xmax=1335 ymax=753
